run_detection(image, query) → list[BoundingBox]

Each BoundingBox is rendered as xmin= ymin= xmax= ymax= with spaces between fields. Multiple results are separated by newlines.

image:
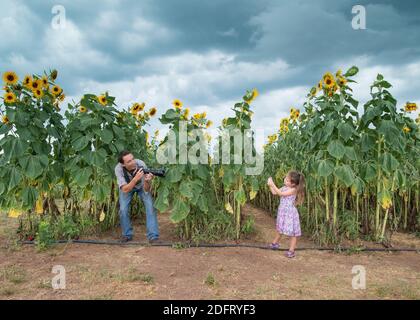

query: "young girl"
xmin=267 ymin=171 xmax=305 ymax=258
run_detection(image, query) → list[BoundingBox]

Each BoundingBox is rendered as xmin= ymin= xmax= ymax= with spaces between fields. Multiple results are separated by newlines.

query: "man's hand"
xmin=133 ymin=168 xmax=144 ymax=183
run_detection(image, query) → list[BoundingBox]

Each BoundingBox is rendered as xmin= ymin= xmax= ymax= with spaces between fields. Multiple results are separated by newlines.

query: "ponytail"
xmin=288 ymin=170 xmax=305 ymax=206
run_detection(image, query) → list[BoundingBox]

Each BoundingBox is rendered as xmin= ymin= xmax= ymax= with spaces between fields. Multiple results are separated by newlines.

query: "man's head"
xmin=118 ymin=150 xmax=137 ymax=170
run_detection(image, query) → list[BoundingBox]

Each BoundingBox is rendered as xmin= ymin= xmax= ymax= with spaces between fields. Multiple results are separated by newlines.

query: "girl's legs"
xmin=272 ymin=232 xmax=281 ymax=244
xmin=289 ymin=236 xmax=297 ymax=252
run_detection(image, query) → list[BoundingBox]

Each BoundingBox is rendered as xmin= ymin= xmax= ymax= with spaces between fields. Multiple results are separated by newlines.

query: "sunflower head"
xmin=2 ymin=115 xmax=10 ymax=124
xmin=33 ymin=89 xmax=44 ymax=99
xmin=98 ymin=95 xmax=107 ymax=106
xmin=59 ymin=93 xmax=65 ymax=101
xmin=31 ymin=79 xmax=43 ymax=91
xmin=181 ymin=107 xmax=190 ymax=120
xmin=41 ymin=76 xmax=49 ymax=88
xmin=206 ymin=120 xmax=213 ymax=128
xmin=79 ymin=106 xmax=87 ymax=113
xmin=318 ymin=80 xmax=323 ymax=91
xmin=4 ymin=92 xmax=16 ymax=104
xmin=51 ymin=85 xmax=62 ymax=97
xmin=172 ymin=99 xmax=183 ymax=110
xmin=131 ymin=103 xmax=142 ymax=115
xmin=404 ymin=102 xmax=417 ymax=112
xmin=267 ymin=134 xmax=278 ymax=145
xmin=50 ymin=69 xmax=58 ymax=80
xmin=23 ymin=75 xmax=32 ymax=87
xmin=403 ymin=126 xmax=411 ymax=133
xmin=3 ymin=71 xmax=18 ymax=85
xmin=149 ymin=107 xmax=157 ymax=117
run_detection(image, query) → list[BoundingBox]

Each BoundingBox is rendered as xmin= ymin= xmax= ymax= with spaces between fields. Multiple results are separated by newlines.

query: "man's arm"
xmin=136 ymin=160 xmax=153 ymax=193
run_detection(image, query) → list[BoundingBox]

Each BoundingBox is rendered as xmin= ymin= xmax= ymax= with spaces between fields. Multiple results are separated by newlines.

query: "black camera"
xmin=135 ymin=166 xmax=166 ymax=177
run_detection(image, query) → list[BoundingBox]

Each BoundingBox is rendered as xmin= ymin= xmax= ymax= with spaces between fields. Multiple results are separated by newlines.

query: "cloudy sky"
xmin=1 ymin=0 xmax=419 ymax=142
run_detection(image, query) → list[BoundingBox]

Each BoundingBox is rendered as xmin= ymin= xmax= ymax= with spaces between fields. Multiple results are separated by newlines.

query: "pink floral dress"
xmin=276 ymin=186 xmax=301 ymax=237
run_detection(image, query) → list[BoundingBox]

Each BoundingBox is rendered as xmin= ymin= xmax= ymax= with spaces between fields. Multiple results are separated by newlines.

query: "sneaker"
xmin=120 ymin=236 xmax=133 ymax=243
xmin=148 ymin=238 xmax=162 ymax=244
xmin=285 ymin=250 xmax=296 ymax=258
xmin=269 ymin=243 xmax=280 ymax=250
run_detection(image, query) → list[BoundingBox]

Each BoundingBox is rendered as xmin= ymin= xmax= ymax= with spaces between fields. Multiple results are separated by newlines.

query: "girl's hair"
xmin=287 ymin=171 xmax=305 ymax=206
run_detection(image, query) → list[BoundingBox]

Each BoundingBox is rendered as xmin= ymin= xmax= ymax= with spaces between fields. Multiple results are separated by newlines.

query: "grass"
xmin=204 ymin=272 xmax=216 ymax=287
xmin=0 ymin=286 xmax=17 ymax=297
xmin=1 ymin=265 xmax=27 ymax=284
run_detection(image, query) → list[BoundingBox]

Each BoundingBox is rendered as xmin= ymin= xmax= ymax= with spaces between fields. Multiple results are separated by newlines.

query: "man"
xmin=114 ymin=150 xmax=160 ymax=243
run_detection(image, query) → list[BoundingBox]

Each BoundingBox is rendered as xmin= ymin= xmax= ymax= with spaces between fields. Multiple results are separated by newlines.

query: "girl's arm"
xmin=268 ymin=179 xmax=296 ymax=197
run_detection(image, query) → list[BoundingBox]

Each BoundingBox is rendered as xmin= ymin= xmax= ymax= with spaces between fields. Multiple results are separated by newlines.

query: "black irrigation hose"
xmin=20 ymin=239 xmax=420 ymax=252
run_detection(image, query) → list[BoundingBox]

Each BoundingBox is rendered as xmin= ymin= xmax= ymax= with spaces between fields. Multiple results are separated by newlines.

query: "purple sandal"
xmin=285 ymin=250 xmax=296 ymax=258
xmin=269 ymin=243 xmax=280 ymax=250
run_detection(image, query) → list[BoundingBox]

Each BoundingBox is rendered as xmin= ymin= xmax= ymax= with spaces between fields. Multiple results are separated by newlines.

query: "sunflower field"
xmin=0 ymin=67 xmax=419 ymax=246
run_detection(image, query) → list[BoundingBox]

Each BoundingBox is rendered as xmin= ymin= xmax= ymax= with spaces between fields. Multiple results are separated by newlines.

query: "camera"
xmin=135 ymin=166 xmax=166 ymax=177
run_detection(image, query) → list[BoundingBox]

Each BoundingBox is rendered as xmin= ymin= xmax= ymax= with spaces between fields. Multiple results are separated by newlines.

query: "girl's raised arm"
xmin=270 ymin=184 xmax=296 ymax=197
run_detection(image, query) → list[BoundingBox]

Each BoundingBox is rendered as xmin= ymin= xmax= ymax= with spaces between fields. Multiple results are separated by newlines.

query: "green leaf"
xmin=101 ymin=128 xmax=113 ymax=144
xmin=344 ymin=146 xmax=357 ymax=161
xmin=167 ymin=167 xmax=183 ymax=183
xmin=0 ymin=182 xmax=5 ymax=195
xmin=344 ymin=66 xmax=359 ymax=77
xmin=8 ymin=167 xmax=22 ymax=191
xmin=360 ymin=133 xmax=376 ymax=152
xmin=179 ymin=180 xmax=193 ymax=199
xmin=154 ymin=186 xmax=170 ymax=212
xmin=197 ymin=194 xmax=208 ymax=213
xmin=170 ymin=198 xmax=190 ymax=223
xmin=317 ymin=159 xmax=334 ymax=177
xmin=361 ymin=163 xmax=377 ymax=182
xmin=334 ymin=165 xmax=355 ymax=187
xmin=72 ymin=135 xmax=90 ymax=151
xmin=337 ymin=122 xmax=353 ymax=142
xmin=20 ymin=155 xmax=45 ymax=180
xmin=381 ymin=152 xmax=399 ymax=174
xmin=234 ymin=188 xmax=247 ymax=206
xmin=327 ymin=140 xmax=345 ymax=159
xmin=74 ymin=167 xmax=92 ymax=187
xmin=22 ymin=187 xmax=38 ymax=208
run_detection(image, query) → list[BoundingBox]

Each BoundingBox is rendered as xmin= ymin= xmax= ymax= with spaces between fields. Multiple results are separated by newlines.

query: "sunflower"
xmin=324 ymin=74 xmax=335 ymax=88
xmin=172 ymin=99 xmax=183 ymax=110
xmin=97 ymin=95 xmax=107 ymax=106
xmin=149 ymin=107 xmax=157 ymax=117
xmin=33 ymin=89 xmax=44 ymax=99
xmin=318 ymin=80 xmax=323 ymax=91
xmin=3 ymin=71 xmax=18 ymax=85
xmin=23 ymin=75 xmax=32 ymax=87
xmin=337 ymin=76 xmax=347 ymax=87
xmin=206 ymin=120 xmax=213 ymax=128
xmin=182 ymin=107 xmax=190 ymax=120
xmin=41 ymin=75 xmax=49 ymax=88
xmin=31 ymin=79 xmax=43 ymax=91
xmin=246 ymin=88 xmax=259 ymax=104
xmin=403 ymin=126 xmax=411 ymax=133
xmin=404 ymin=102 xmax=417 ymax=112
xmin=131 ymin=103 xmax=142 ymax=115
xmin=2 ymin=115 xmax=10 ymax=124
xmin=50 ymin=69 xmax=58 ymax=80
xmin=4 ymin=92 xmax=16 ymax=104
xmin=310 ymin=87 xmax=317 ymax=97
xmin=336 ymin=69 xmax=342 ymax=78
xmin=51 ymin=85 xmax=62 ymax=97
xmin=280 ymin=118 xmax=289 ymax=127
xmin=267 ymin=134 xmax=278 ymax=145
xmin=79 ymin=106 xmax=87 ymax=113
xmin=193 ymin=113 xmax=201 ymax=119
xmin=59 ymin=93 xmax=65 ymax=101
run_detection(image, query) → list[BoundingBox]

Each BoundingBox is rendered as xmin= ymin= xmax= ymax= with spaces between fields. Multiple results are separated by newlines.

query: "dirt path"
xmin=1 ymin=205 xmax=419 ymax=300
